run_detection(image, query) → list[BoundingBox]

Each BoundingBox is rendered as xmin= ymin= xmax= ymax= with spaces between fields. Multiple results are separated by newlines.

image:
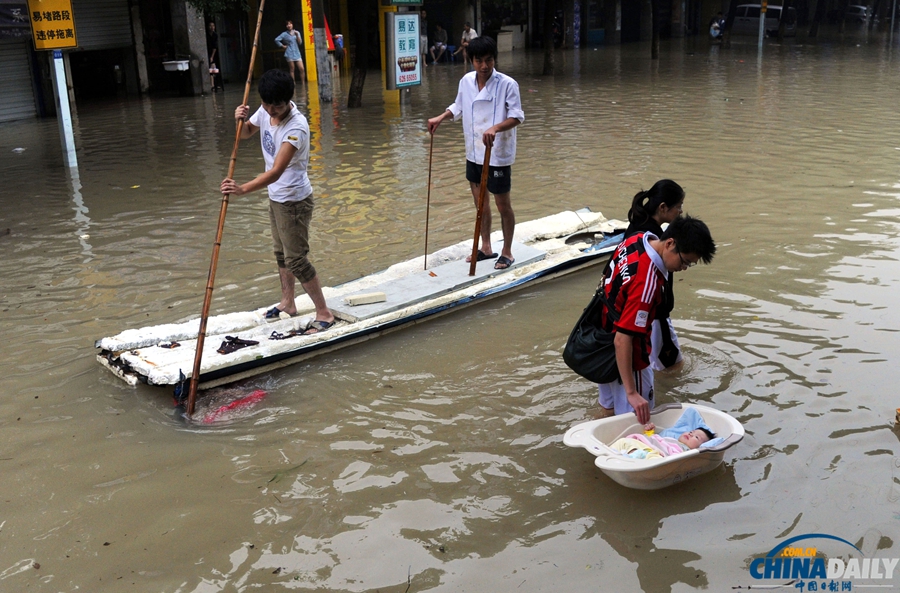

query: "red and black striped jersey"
xmin=601 ymin=232 xmax=668 ymax=371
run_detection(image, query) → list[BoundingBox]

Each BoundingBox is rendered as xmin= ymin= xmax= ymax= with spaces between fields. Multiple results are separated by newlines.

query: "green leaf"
xmin=267 ymin=459 xmax=309 ymax=484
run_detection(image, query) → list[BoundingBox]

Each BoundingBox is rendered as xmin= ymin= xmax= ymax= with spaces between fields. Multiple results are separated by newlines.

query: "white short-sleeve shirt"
xmin=249 ymin=102 xmax=313 ymax=203
xmin=461 ymin=28 xmax=478 ymax=44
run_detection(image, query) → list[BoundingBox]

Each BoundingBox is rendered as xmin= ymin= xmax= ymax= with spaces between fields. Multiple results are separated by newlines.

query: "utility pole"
xmin=310 ymin=0 xmax=333 ymax=102
xmin=758 ymin=0 xmax=767 ymax=50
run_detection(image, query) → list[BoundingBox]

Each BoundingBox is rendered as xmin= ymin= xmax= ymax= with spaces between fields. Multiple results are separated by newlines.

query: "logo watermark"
xmin=744 ymin=533 xmax=898 ymax=591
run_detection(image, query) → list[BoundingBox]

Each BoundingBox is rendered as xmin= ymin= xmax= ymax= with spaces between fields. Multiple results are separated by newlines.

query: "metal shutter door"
xmin=72 ymin=0 xmax=132 ymax=50
xmin=0 ymin=40 xmax=35 ymax=122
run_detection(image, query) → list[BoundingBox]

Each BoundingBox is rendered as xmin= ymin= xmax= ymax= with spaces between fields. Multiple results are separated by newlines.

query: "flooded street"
xmin=2 ymin=31 xmax=900 ymax=592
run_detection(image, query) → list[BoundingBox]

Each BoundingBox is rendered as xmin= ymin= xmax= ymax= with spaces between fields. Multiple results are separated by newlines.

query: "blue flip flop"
xmin=264 ymin=306 xmax=296 ymax=320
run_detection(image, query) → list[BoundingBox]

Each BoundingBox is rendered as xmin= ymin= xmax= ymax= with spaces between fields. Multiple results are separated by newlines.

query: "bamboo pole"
xmin=424 ymin=133 xmax=434 ymax=270
xmin=187 ymin=0 xmax=267 ymax=417
xmin=468 ymin=143 xmax=492 ymax=277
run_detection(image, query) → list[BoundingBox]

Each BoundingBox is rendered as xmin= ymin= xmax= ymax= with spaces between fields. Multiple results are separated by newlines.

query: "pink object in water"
xmin=202 ymin=389 xmax=267 ymax=423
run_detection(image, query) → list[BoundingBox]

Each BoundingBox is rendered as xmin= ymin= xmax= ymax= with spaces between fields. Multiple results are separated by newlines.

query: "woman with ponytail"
xmin=625 ymin=179 xmax=685 ymax=238
xmin=625 ymin=179 xmax=685 ymax=372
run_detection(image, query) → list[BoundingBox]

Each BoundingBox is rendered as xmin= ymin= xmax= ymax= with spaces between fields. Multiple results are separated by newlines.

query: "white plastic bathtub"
xmin=564 ymin=403 xmax=744 ymax=490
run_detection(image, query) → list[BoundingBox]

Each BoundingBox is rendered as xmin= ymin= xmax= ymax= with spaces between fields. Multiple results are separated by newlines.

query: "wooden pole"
xmin=187 ymin=0 xmax=267 ymax=417
xmin=424 ymin=133 xmax=434 ymax=270
xmin=468 ymin=143 xmax=492 ymax=277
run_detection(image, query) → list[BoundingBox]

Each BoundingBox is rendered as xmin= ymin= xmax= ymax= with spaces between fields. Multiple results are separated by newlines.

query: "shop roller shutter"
xmin=0 ymin=39 xmax=35 ymax=122
xmin=72 ymin=0 xmax=132 ymax=50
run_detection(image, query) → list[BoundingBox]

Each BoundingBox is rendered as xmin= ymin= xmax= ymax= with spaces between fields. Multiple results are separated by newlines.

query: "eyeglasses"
xmin=677 ymin=251 xmax=697 ymax=269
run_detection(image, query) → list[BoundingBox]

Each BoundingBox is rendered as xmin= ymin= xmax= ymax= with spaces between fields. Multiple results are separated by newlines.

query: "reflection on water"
xmin=2 ymin=33 xmax=900 ymax=591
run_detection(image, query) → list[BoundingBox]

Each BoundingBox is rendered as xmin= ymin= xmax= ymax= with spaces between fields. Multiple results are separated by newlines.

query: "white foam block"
xmin=345 ymin=291 xmax=387 ymax=306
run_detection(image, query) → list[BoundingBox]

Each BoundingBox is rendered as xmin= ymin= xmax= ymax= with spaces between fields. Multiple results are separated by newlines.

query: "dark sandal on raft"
xmin=302 ymin=320 xmax=335 ymax=335
xmin=216 ymin=336 xmax=260 ymax=354
xmin=469 ymin=250 xmax=497 ymax=262
xmin=264 ymin=306 xmax=298 ymax=320
xmin=494 ymin=256 xmax=515 ymax=270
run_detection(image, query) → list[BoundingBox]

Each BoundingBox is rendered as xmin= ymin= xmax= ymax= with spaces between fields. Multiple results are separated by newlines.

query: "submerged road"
xmin=1 ymin=31 xmax=900 ymax=591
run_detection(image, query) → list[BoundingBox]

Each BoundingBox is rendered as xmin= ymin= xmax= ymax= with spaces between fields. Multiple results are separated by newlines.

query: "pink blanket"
xmin=624 ymin=433 xmax=686 ymax=457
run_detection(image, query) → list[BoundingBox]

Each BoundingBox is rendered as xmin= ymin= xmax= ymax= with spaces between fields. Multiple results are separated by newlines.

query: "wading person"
xmin=220 ymin=69 xmax=334 ymax=334
xmin=427 ymin=36 xmax=525 ymax=270
xmin=275 ymin=20 xmax=305 ymax=82
xmin=624 ymin=179 xmax=686 ymax=374
xmin=419 ymin=10 xmax=428 ymax=66
xmin=597 ymin=215 xmax=716 ymax=425
xmin=206 ymin=21 xmax=223 ymax=91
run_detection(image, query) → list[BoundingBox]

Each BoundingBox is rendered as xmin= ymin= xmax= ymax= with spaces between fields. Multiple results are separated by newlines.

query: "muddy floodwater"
xmin=2 ymin=32 xmax=900 ymax=592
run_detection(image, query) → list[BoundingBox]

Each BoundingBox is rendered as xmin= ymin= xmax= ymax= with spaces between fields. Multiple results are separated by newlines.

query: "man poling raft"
xmin=219 ymin=69 xmax=335 ymax=336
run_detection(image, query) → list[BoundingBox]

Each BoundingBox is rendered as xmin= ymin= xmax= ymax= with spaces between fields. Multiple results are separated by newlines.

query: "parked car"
xmin=827 ymin=4 xmax=873 ymax=24
xmin=845 ymin=5 xmax=870 ymax=22
xmin=730 ymin=4 xmax=797 ymax=36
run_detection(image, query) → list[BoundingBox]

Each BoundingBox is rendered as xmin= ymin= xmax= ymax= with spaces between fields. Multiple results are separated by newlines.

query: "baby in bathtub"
xmin=609 ymin=423 xmax=715 ymax=460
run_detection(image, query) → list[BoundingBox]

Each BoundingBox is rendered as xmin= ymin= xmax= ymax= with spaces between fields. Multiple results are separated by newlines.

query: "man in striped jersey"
xmin=597 ymin=215 xmax=716 ymax=424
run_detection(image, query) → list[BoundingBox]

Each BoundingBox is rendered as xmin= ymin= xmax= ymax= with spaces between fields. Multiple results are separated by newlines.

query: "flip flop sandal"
xmin=302 ymin=320 xmax=336 ymax=335
xmin=467 ymin=250 xmax=497 ymax=263
xmin=216 ymin=335 xmax=260 ymax=354
xmin=264 ymin=306 xmax=297 ymax=320
xmin=269 ymin=329 xmax=303 ymax=340
xmin=494 ymin=255 xmax=515 ymax=270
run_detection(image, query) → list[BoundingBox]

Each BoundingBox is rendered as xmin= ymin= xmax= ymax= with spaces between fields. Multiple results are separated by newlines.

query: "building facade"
xmin=1 ymin=0 xmax=829 ymax=124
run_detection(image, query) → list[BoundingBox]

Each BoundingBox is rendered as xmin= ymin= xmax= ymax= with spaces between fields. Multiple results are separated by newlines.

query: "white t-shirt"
xmin=447 ymin=70 xmax=525 ymax=167
xmin=461 ymin=28 xmax=478 ymax=44
xmin=249 ymin=102 xmax=313 ymax=203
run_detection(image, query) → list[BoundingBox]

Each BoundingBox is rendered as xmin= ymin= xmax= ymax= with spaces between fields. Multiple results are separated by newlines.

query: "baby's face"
xmin=678 ymin=429 xmax=711 ymax=449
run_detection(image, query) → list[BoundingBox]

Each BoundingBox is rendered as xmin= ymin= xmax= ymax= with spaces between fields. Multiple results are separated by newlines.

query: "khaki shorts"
xmin=269 ymin=197 xmax=317 ymax=284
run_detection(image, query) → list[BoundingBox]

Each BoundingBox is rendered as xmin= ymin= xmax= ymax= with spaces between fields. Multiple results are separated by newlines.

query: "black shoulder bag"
xmin=562 ymin=282 xmax=621 ymax=384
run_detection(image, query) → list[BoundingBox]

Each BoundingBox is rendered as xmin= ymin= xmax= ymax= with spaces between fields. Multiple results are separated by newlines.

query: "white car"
xmin=828 ymin=5 xmax=871 ymax=24
xmin=730 ymin=4 xmax=798 ymax=36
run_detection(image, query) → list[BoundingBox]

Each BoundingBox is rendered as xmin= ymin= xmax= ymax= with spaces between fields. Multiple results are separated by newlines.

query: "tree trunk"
xmin=777 ymin=0 xmax=793 ymax=40
xmin=808 ymin=0 xmax=827 ymax=37
xmin=348 ymin=69 xmax=366 ymax=108
xmin=838 ymin=0 xmax=850 ymax=33
xmin=542 ymin=0 xmax=555 ymax=75
xmin=348 ymin=0 xmax=369 ymax=108
xmin=722 ymin=0 xmax=741 ymax=47
xmin=870 ymin=0 xmax=883 ymax=31
xmin=651 ymin=0 xmax=660 ymax=59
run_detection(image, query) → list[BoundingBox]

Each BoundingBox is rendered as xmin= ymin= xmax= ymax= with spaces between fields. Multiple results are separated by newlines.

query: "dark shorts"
xmin=466 ymin=160 xmax=512 ymax=195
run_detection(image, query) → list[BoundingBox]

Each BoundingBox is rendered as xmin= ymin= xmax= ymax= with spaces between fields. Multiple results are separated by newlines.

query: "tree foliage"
xmin=186 ymin=0 xmax=249 ymax=15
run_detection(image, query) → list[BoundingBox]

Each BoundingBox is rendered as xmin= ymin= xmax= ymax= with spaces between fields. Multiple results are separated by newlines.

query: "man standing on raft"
xmin=427 ymin=36 xmax=524 ymax=270
xmin=220 ymin=69 xmax=334 ymax=334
